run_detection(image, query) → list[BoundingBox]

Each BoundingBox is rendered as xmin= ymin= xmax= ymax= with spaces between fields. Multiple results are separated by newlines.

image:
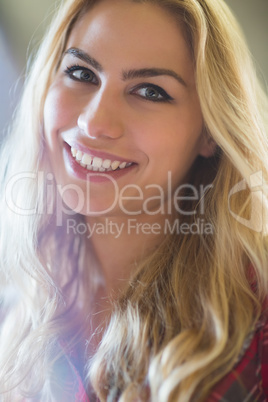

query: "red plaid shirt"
xmin=50 ymin=318 xmax=268 ymax=401
xmin=207 ymin=318 xmax=268 ymax=401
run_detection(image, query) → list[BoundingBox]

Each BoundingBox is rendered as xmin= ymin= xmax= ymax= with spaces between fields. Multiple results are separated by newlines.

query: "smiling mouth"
xmin=70 ymin=147 xmax=134 ymax=172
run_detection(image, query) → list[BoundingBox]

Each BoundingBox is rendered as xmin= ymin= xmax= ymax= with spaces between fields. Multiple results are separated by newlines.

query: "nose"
xmin=77 ymin=89 xmax=125 ymax=140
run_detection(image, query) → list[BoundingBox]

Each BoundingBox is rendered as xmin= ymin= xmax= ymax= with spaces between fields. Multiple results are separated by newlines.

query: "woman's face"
xmin=44 ymin=0 xmax=212 ymax=217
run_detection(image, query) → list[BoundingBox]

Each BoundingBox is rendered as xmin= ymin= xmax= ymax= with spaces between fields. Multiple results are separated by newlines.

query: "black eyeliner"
xmin=64 ymin=64 xmax=98 ymax=84
xmin=132 ymin=82 xmax=174 ymax=103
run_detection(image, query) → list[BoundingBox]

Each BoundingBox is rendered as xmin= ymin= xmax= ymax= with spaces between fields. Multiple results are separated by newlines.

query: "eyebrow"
xmin=64 ymin=48 xmax=103 ymax=72
xmin=122 ymin=68 xmax=187 ymax=87
xmin=64 ymin=47 xmax=187 ymax=87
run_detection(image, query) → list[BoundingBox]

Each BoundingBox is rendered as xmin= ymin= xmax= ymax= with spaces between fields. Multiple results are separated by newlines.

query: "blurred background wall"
xmin=0 ymin=0 xmax=267 ymax=138
xmin=0 ymin=0 xmax=59 ymax=139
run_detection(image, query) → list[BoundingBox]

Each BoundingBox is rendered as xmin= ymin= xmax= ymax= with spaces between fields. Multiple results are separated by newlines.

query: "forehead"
xmin=66 ymin=0 xmax=194 ymax=81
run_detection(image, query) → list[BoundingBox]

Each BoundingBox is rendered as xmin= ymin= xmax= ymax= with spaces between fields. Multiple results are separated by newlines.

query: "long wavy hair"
xmin=0 ymin=0 xmax=267 ymax=400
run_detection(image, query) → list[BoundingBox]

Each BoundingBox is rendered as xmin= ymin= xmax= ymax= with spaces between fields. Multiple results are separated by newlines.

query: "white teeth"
xmin=70 ymin=147 xmax=132 ymax=172
xmin=71 ymin=147 xmax=77 ymax=157
xmin=119 ymin=162 xmax=127 ymax=169
xmin=76 ymin=150 xmax=83 ymax=161
xmin=111 ymin=161 xmax=120 ymax=171
xmin=92 ymin=157 xmax=102 ymax=168
xmin=102 ymin=159 xmax=112 ymax=169
xmin=82 ymin=154 xmax=92 ymax=165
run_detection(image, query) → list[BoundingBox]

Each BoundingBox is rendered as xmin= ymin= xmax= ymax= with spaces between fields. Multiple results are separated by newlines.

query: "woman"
xmin=0 ymin=0 xmax=267 ymax=400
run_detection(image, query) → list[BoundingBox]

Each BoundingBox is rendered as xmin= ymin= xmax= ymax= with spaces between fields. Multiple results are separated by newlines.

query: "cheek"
xmin=43 ymin=86 xmax=77 ymax=148
xmin=137 ymin=110 xmax=203 ymax=188
xmin=141 ymin=117 xmax=203 ymax=163
xmin=138 ymin=95 xmax=203 ymax=151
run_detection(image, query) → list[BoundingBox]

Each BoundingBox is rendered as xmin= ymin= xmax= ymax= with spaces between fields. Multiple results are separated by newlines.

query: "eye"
xmin=64 ymin=65 xmax=98 ymax=84
xmin=132 ymin=83 xmax=174 ymax=103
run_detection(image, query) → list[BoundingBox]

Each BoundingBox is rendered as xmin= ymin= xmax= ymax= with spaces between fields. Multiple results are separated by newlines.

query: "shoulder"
xmin=207 ymin=316 xmax=268 ymax=402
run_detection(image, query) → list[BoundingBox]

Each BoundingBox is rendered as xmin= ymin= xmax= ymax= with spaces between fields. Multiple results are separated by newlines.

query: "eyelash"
xmin=64 ymin=64 xmax=174 ymax=103
xmin=132 ymin=83 xmax=174 ymax=103
xmin=64 ymin=65 xmax=98 ymax=84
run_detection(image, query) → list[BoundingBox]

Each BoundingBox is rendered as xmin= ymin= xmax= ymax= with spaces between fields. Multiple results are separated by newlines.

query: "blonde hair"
xmin=0 ymin=0 xmax=267 ymax=400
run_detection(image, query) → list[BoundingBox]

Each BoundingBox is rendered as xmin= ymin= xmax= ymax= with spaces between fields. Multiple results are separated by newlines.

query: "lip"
xmin=64 ymin=140 xmax=135 ymax=164
xmin=63 ymin=142 xmax=137 ymax=182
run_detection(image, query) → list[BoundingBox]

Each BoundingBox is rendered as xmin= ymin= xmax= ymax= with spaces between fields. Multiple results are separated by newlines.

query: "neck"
xmin=85 ymin=212 xmax=171 ymax=295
